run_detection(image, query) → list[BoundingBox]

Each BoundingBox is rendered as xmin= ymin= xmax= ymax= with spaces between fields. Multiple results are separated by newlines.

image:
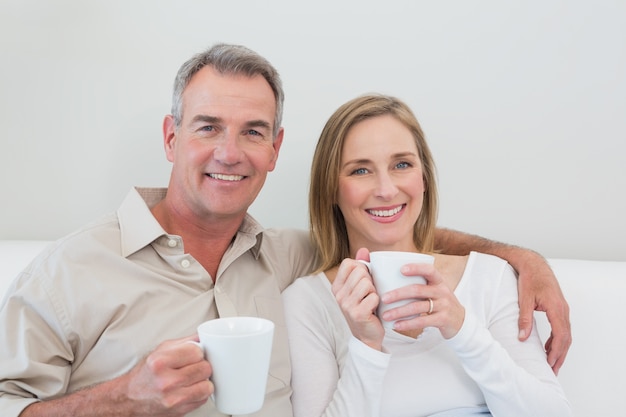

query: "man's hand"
xmin=21 ymin=335 xmax=213 ymax=417
xmin=124 ymin=336 xmax=214 ymax=415
xmin=516 ymin=254 xmax=571 ymax=375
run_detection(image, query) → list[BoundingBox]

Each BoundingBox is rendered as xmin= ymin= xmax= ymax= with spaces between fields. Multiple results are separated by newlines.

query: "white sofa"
xmin=1 ymin=240 xmax=624 ymax=416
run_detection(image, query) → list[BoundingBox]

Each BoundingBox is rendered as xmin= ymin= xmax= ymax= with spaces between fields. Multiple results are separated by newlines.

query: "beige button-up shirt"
xmin=0 ymin=187 xmax=316 ymax=417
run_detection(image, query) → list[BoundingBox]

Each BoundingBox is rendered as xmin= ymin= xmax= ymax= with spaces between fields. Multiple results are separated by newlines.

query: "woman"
xmin=282 ymin=94 xmax=571 ymax=416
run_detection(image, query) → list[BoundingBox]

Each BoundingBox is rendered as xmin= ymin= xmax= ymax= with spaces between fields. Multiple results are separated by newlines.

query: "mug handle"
xmin=356 ymin=259 xmax=371 ymax=274
xmin=187 ymin=340 xmax=203 ymax=350
xmin=186 ymin=340 xmax=216 ymax=402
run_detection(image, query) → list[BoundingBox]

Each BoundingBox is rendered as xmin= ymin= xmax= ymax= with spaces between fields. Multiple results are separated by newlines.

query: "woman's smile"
xmin=366 ymin=204 xmax=406 ymax=221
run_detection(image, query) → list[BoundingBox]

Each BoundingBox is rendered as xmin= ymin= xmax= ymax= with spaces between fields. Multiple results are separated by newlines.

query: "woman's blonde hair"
xmin=309 ymin=94 xmax=438 ymax=272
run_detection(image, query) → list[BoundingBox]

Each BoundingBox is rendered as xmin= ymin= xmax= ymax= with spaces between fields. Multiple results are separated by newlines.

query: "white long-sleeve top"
xmin=282 ymin=252 xmax=571 ymax=417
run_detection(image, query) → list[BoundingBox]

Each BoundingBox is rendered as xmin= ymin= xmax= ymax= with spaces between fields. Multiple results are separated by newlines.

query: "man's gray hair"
xmin=171 ymin=43 xmax=284 ymax=138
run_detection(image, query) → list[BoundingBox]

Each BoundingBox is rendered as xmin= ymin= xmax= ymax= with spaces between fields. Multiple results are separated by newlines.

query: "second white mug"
xmin=360 ymin=251 xmax=434 ymax=329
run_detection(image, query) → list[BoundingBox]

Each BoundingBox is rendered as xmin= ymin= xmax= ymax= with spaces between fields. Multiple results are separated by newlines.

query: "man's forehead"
xmin=182 ymin=67 xmax=276 ymax=125
xmin=185 ymin=66 xmax=274 ymax=102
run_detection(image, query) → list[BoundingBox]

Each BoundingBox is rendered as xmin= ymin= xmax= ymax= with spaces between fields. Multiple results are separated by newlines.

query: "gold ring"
xmin=427 ymin=298 xmax=434 ymax=315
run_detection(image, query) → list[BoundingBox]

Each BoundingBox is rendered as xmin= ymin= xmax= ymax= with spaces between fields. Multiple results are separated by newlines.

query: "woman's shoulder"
xmin=283 ymin=272 xmax=332 ymax=301
xmin=282 ymin=272 xmax=348 ymax=333
xmin=456 ymin=252 xmax=518 ymax=300
xmin=465 ymin=252 xmax=515 ymax=281
xmin=436 ymin=252 xmax=516 ymax=297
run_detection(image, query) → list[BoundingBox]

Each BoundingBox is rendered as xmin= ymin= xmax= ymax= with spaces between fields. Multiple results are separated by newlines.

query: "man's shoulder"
xmin=261 ymin=228 xmax=309 ymax=244
xmin=38 ymin=212 xmax=122 ymax=263
xmin=8 ymin=212 xmax=122 ymax=291
xmin=258 ymin=228 xmax=317 ymax=288
xmin=260 ymin=228 xmax=314 ymax=261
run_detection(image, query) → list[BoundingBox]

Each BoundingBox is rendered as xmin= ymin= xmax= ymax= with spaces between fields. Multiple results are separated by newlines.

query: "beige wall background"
xmin=1 ymin=0 xmax=624 ymax=261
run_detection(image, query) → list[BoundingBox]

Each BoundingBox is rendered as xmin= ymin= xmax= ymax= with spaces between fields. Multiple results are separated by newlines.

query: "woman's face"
xmin=337 ymin=114 xmax=425 ymax=253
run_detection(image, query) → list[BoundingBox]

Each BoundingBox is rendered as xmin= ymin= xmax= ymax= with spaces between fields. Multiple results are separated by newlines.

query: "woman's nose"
xmin=374 ymin=173 xmax=399 ymax=200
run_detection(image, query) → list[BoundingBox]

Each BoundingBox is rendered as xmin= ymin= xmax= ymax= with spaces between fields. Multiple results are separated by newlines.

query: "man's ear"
xmin=268 ymin=127 xmax=285 ymax=172
xmin=162 ymin=114 xmax=177 ymax=162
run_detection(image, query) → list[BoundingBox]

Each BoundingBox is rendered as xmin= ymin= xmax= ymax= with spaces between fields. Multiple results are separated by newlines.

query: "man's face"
xmin=163 ymin=66 xmax=283 ymax=223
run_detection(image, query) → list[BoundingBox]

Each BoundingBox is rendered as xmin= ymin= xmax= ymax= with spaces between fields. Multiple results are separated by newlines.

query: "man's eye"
xmin=246 ymin=129 xmax=262 ymax=136
xmin=200 ymin=125 xmax=214 ymax=132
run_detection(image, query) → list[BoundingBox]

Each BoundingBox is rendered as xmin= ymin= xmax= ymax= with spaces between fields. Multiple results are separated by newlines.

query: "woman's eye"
xmin=396 ymin=161 xmax=411 ymax=169
xmin=351 ymin=167 xmax=369 ymax=175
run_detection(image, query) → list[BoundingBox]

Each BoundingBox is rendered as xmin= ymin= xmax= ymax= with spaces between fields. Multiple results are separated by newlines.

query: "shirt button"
xmin=168 ymin=239 xmax=177 ymax=248
xmin=181 ymin=259 xmax=191 ymax=268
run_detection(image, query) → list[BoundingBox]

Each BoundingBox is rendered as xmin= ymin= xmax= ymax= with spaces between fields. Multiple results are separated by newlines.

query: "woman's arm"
xmin=283 ymin=277 xmax=389 ymax=417
xmin=445 ymin=260 xmax=572 ymax=416
xmin=434 ymin=227 xmax=571 ymax=374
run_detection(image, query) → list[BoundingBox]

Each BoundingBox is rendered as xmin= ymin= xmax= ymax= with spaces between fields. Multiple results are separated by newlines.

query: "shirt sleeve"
xmin=445 ymin=261 xmax=572 ymax=417
xmin=0 ymin=267 xmax=71 ymax=417
xmin=283 ymin=277 xmax=390 ymax=417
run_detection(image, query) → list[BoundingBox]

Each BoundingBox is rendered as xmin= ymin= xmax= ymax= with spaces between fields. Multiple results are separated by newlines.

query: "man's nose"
xmin=213 ymin=132 xmax=244 ymax=165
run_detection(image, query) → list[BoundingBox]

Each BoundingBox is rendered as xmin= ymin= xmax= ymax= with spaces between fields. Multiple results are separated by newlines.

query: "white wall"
xmin=1 ymin=0 xmax=624 ymax=261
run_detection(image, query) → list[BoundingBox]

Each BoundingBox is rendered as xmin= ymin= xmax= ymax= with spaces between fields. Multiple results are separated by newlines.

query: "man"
xmin=0 ymin=44 xmax=570 ymax=417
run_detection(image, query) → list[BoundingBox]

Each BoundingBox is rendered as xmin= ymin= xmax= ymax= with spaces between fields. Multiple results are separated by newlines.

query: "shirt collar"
xmin=236 ymin=210 xmax=264 ymax=259
xmin=116 ymin=187 xmax=265 ymax=258
xmin=117 ymin=187 xmax=168 ymax=257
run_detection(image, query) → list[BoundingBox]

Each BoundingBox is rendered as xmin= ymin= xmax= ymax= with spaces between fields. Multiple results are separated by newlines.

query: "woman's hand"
xmin=332 ymin=248 xmax=385 ymax=350
xmin=380 ymin=261 xmax=465 ymax=339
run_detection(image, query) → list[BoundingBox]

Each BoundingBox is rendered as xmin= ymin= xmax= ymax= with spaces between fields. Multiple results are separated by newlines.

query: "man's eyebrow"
xmin=190 ymin=114 xmax=221 ymax=125
xmin=244 ymin=119 xmax=272 ymax=131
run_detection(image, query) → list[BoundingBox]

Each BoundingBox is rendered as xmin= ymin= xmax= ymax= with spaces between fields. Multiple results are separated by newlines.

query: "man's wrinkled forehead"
xmin=181 ymin=67 xmax=277 ymax=127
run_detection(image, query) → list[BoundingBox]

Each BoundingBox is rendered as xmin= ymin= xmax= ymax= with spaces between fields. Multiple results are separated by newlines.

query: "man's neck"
xmin=150 ymin=198 xmax=245 ymax=281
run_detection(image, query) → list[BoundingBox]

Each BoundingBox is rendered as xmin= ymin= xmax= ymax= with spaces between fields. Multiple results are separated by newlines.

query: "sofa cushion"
xmin=537 ymin=258 xmax=626 ymax=417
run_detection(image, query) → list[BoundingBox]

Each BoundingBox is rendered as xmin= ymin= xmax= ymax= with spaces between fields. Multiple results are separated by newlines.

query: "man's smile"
xmin=208 ymin=173 xmax=245 ymax=181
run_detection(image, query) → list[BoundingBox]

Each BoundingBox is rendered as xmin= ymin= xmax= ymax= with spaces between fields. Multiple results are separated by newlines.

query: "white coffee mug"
xmin=193 ymin=316 xmax=274 ymax=415
xmin=359 ymin=251 xmax=434 ymax=329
